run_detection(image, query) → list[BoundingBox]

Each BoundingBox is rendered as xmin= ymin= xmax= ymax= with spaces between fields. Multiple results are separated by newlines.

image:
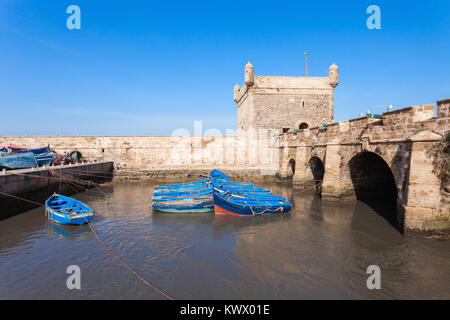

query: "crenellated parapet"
xmin=234 ymin=61 xmax=339 ymax=133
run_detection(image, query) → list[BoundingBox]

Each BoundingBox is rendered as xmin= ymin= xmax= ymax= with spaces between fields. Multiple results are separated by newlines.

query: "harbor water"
xmin=1 ymin=181 xmax=450 ymax=299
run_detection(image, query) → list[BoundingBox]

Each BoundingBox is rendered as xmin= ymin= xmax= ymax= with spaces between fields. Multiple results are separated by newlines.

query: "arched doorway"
xmin=299 ymin=122 xmax=309 ymax=130
xmin=348 ymin=151 xmax=400 ymax=231
xmin=70 ymin=151 xmax=83 ymax=163
xmin=309 ymin=156 xmax=325 ymax=192
xmin=288 ymin=159 xmax=296 ymax=177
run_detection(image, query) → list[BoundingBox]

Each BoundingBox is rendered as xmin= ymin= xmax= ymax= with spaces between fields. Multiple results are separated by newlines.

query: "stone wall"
xmin=0 ymin=135 xmax=280 ymax=180
xmin=438 ymin=98 xmax=450 ymax=119
xmin=277 ymin=101 xmax=450 ymax=232
xmin=1 ymin=98 xmax=449 ymax=232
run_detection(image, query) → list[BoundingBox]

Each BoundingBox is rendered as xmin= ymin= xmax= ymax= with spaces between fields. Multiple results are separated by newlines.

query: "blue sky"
xmin=0 ymin=0 xmax=449 ymax=136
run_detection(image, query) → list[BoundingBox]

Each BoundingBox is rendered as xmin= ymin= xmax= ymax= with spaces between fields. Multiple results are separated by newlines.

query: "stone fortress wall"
xmin=1 ymin=63 xmax=449 ymax=232
xmin=0 ymin=135 xmax=280 ymax=180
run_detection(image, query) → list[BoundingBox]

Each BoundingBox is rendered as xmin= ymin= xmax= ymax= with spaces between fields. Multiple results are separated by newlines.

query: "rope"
xmin=0 ymin=191 xmax=45 ymax=207
xmin=85 ymin=219 xmax=174 ymax=300
xmin=0 ymin=188 xmax=173 ymax=300
xmin=250 ymin=206 xmax=284 ymax=215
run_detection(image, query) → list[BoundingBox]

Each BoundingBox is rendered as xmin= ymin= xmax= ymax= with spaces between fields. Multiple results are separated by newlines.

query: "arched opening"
xmin=309 ymin=156 xmax=325 ymax=192
xmin=299 ymin=122 xmax=309 ymax=130
xmin=348 ymin=151 xmax=400 ymax=231
xmin=288 ymin=159 xmax=296 ymax=177
xmin=282 ymin=128 xmax=289 ymax=134
xmin=70 ymin=151 xmax=83 ymax=163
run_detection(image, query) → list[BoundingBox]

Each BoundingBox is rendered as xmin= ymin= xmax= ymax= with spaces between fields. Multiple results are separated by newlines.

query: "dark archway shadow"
xmin=309 ymin=156 xmax=325 ymax=194
xmin=348 ymin=151 xmax=402 ymax=233
xmin=289 ymin=159 xmax=296 ymax=177
xmin=299 ymin=122 xmax=309 ymax=130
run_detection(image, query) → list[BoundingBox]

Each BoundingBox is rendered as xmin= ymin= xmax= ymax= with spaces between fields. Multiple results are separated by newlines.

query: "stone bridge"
xmin=277 ymin=98 xmax=450 ymax=233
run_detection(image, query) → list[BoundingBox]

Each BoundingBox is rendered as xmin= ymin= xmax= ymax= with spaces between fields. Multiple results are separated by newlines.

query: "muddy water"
xmin=1 ymin=181 xmax=449 ymax=299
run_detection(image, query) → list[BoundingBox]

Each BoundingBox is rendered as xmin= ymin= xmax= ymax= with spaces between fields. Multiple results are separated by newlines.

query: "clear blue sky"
xmin=1 ymin=0 xmax=449 ymax=136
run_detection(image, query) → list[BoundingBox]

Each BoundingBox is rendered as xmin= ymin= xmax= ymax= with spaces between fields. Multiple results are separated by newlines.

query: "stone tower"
xmin=234 ymin=62 xmax=339 ymax=132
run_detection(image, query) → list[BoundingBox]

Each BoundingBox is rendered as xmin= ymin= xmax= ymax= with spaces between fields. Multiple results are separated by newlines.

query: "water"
xmin=1 ymin=181 xmax=450 ymax=299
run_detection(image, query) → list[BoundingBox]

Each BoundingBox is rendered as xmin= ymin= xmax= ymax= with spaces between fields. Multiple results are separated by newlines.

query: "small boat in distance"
xmin=45 ymin=194 xmax=94 ymax=225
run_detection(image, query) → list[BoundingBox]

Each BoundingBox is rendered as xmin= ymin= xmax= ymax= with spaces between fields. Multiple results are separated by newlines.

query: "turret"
xmin=233 ymin=84 xmax=240 ymax=102
xmin=328 ymin=63 xmax=339 ymax=88
xmin=244 ymin=61 xmax=254 ymax=86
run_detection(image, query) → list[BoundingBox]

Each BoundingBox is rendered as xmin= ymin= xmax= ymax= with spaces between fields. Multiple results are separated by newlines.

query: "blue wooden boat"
xmin=0 ymin=152 xmax=38 ymax=170
xmin=35 ymin=151 xmax=56 ymax=166
xmin=153 ymin=186 xmax=213 ymax=199
xmin=152 ymin=195 xmax=214 ymax=213
xmin=154 ymin=182 xmax=211 ymax=193
xmin=45 ymin=194 xmax=94 ymax=225
xmin=214 ymin=189 xmax=285 ymax=200
xmin=213 ymin=191 xmax=292 ymax=216
xmin=13 ymin=145 xmax=50 ymax=155
xmin=154 ymin=178 xmax=210 ymax=191
xmin=209 ymin=169 xmax=230 ymax=181
xmin=214 ymin=185 xmax=271 ymax=194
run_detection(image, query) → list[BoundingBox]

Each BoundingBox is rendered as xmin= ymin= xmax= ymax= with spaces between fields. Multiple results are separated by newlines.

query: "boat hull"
xmin=45 ymin=194 xmax=94 ymax=225
xmin=46 ymin=207 xmax=94 ymax=225
xmin=0 ymin=152 xmax=38 ymax=170
xmin=35 ymin=152 xmax=56 ymax=166
xmin=213 ymin=192 xmax=292 ymax=216
xmin=152 ymin=199 xmax=214 ymax=213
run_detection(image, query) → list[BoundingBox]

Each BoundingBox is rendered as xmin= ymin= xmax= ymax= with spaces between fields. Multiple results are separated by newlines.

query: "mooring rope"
xmin=0 ymin=191 xmax=45 ymax=207
xmin=0 ymin=188 xmax=174 ymax=300
xmin=84 ymin=219 xmax=174 ymax=300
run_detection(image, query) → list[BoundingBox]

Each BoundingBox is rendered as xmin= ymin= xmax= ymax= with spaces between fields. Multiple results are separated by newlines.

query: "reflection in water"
xmin=46 ymin=221 xmax=92 ymax=241
xmin=0 ymin=181 xmax=449 ymax=299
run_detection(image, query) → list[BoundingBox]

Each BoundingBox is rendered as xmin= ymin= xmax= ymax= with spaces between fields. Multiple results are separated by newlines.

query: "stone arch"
xmin=70 ymin=150 xmax=82 ymax=162
xmin=299 ymin=122 xmax=309 ymax=130
xmin=288 ymin=158 xmax=296 ymax=176
xmin=345 ymin=151 xmax=401 ymax=231
xmin=308 ymin=156 xmax=325 ymax=192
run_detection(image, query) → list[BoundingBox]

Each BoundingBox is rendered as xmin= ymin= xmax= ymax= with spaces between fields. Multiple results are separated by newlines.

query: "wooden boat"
xmin=35 ymin=152 xmax=56 ymax=166
xmin=153 ymin=186 xmax=213 ymax=199
xmin=13 ymin=145 xmax=50 ymax=154
xmin=209 ymin=169 xmax=230 ymax=181
xmin=214 ymin=188 xmax=285 ymax=200
xmin=213 ymin=191 xmax=292 ymax=216
xmin=45 ymin=194 xmax=94 ymax=225
xmin=0 ymin=152 xmax=38 ymax=170
xmin=154 ymin=178 xmax=210 ymax=191
xmin=0 ymin=143 xmax=26 ymax=151
xmin=152 ymin=195 xmax=214 ymax=213
xmin=154 ymin=182 xmax=211 ymax=193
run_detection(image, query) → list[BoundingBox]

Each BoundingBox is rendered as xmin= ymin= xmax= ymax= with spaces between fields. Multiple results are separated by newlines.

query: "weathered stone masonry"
xmin=1 ymin=63 xmax=449 ymax=232
xmin=278 ymin=99 xmax=450 ymax=232
xmin=234 ymin=62 xmax=338 ymax=132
